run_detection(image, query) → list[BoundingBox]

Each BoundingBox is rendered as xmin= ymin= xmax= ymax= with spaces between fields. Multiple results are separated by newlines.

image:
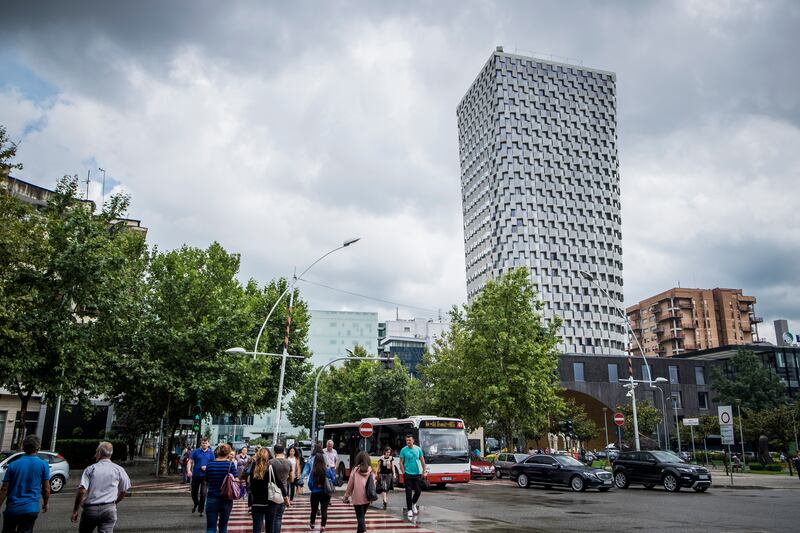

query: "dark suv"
xmin=613 ymin=450 xmax=711 ymax=493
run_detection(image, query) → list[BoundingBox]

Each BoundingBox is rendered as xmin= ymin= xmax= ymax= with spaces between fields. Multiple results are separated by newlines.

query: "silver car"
xmin=494 ymin=452 xmax=529 ymax=478
xmin=0 ymin=451 xmax=70 ymax=493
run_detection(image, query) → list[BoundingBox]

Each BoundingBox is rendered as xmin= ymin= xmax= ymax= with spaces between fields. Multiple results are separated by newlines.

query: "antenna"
xmin=84 ymin=170 xmax=91 ymax=200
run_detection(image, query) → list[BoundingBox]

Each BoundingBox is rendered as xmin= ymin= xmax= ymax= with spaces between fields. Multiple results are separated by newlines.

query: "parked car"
xmin=510 ymin=454 xmax=613 ymax=492
xmin=0 ymin=451 xmax=70 ymax=493
xmin=470 ymin=458 xmax=496 ymax=480
xmin=612 ymin=450 xmax=711 ymax=493
xmin=494 ymin=452 xmax=529 ymax=478
xmin=583 ymin=451 xmax=596 ymax=464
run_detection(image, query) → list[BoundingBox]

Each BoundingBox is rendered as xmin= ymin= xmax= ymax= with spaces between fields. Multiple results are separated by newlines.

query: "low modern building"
xmin=378 ymin=318 xmax=446 ymax=377
xmin=626 ymin=288 xmax=761 ymax=357
xmin=0 ymin=392 xmax=43 ymax=450
xmin=308 ymin=310 xmax=379 ymax=367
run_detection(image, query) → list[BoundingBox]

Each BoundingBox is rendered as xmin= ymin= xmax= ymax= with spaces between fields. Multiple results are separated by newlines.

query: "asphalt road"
xmin=14 ymin=477 xmax=800 ymax=532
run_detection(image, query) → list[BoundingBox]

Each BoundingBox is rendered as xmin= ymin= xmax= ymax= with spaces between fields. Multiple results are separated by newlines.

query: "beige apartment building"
xmin=626 ymin=288 xmax=761 ymax=357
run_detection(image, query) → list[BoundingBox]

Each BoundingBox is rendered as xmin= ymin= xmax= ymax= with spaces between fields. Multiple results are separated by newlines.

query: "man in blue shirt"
xmin=0 ymin=435 xmax=50 ymax=533
xmin=398 ymin=434 xmax=426 ymax=519
xmin=186 ymin=439 xmax=214 ymax=516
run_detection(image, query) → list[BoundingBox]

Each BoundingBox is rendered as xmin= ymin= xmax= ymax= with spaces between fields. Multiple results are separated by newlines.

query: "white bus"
xmin=322 ymin=416 xmax=470 ymax=488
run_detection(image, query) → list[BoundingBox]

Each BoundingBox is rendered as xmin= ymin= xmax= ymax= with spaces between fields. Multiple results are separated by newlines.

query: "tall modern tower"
xmin=457 ymin=47 xmax=625 ymax=355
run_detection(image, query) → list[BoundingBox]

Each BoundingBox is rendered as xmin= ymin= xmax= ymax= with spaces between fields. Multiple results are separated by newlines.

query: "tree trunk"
xmin=12 ymin=390 xmax=32 ymax=451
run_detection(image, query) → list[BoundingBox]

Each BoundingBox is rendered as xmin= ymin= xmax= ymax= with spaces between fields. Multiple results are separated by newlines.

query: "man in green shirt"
xmin=398 ymin=434 xmax=426 ymax=519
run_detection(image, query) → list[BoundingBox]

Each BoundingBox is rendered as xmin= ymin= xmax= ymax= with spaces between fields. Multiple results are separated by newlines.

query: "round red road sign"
xmin=613 ymin=412 xmax=625 ymax=427
xmin=359 ymin=422 xmax=374 ymax=438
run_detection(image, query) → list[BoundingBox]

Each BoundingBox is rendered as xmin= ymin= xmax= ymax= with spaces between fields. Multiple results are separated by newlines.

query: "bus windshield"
xmin=419 ymin=427 xmax=470 ymax=463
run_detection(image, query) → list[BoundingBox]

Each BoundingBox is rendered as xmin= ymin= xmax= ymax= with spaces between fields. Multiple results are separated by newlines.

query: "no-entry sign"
xmin=613 ymin=412 xmax=625 ymax=426
xmin=359 ymin=422 xmax=374 ymax=438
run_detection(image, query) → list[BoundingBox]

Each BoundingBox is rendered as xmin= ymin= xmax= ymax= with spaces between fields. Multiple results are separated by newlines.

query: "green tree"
xmin=0 ymin=125 xmax=23 ymax=178
xmin=617 ymin=400 xmax=662 ymax=446
xmin=711 ymin=349 xmax=787 ymax=412
xmin=561 ymin=399 xmax=599 ymax=443
xmin=421 ymin=268 xmax=563 ymax=447
xmin=742 ymin=402 xmax=799 ymax=470
xmin=287 ymin=345 xmax=413 ymax=432
xmin=0 ymin=172 xmax=146 ymax=449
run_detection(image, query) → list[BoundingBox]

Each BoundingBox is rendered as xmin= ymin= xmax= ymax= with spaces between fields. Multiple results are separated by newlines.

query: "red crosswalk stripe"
xmin=226 ymin=496 xmax=435 ymax=532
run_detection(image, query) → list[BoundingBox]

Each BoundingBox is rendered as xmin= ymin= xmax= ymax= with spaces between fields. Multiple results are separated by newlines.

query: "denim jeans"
xmin=353 ymin=503 xmax=369 ymax=533
xmin=271 ymin=502 xmax=286 ymax=533
xmin=251 ymin=505 xmax=269 ymax=533
xmin=191 ymin=476 xmax=208 ymax=511
xmin=205 ymin=496 xmax=233 ymax=533
xmin=2 ymin=512 xmax=38 ymax=533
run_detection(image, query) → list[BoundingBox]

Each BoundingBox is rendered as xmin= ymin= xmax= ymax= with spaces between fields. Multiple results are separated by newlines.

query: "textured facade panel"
xmin=457 ymin=50 xmax=625 ymax=355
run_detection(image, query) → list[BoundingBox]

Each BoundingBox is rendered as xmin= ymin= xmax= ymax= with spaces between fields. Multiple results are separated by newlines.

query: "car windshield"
xmin=651 ymin=451 xmax=684 ymax=463
xmin=554 ymin=455 xmax=584 ymax=467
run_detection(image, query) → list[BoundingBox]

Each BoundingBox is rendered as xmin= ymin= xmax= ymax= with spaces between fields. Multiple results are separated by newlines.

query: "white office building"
xmin=457 ymin=47 xmax=625 ymax=355
xmin=308 ymin=310 xmax=379 ymax=367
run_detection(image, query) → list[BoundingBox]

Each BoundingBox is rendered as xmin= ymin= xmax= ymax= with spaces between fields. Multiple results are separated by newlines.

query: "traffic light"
xmin=382 ymin=357 xmax=394 ymax=370
xmin=192 ymin=403 xmax=202 ymax=433
xmin=317 ymin=411 xmax=326 ymax=427
xmin=565 ymin=419 xmax=574 ymax=436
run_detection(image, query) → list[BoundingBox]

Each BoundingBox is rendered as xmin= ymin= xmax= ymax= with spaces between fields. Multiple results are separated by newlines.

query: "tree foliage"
xmin=286 ymin=344 xmax=413 ymax=433
xmin=561 ymin=399 xmax=599 ymax=443
xmin=420 ymin=268 xmax=563 ymax=446
xmin=616 ymin=400 xmax=662 ymax=444
xmin=711 ymin=349 xmax=787 ymax=412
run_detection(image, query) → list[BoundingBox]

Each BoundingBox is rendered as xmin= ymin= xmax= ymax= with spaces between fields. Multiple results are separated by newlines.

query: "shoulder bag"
xmin=366 ymin=474 xmax=378 ymax=501
xmin=221 ymin=470 xmax=241 ymax=500
xmin=268 ymin=465 xmax=285 ymax=504
xmin=324 ymin=470 xmax=336 ymax=495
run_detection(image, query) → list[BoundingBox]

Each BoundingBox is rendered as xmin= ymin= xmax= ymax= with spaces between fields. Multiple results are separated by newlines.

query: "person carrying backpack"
xmin=343 ymin=452 xmax=377 ymax=533
xmin=307 ymin=454 xmax=336 ymax=532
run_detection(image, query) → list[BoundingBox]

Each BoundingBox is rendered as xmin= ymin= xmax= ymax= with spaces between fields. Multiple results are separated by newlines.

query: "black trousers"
xmin=404 ymin=474 xmax=422 ymax=511
xmin=190 ymin=476 xmax=208 ymax=511
xmin=309 ymin=493 xmax=330 ymax=527
xmin=2 ymin=513 xmax=38 ymax=533
xmin=353 ymin=503 xmax=369 ymax=533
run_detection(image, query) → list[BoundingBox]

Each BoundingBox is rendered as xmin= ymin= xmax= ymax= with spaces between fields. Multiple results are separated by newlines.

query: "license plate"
xmin=698 ymin=475 xmax=709 ymax=480
xmin=442 ymin=476 xmax=452 ymax=481
xmin=603 ymin=480 xmax=612 ymax=485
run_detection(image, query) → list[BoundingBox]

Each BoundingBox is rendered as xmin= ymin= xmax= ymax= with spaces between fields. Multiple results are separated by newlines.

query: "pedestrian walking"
xmin=235 ymin=447 xmax=251 ymax=500
xmin=187 ymin=438 xmax=215 ymax=516
xmin=343 ymin=452 xmax=377 ymax=533
xmin=286 ymin=447 xmax=301 ymax=501
xmin=322 ymin=441 xmax=338 ymax=481
xmin=0 ymin=435 xmax=49 ymax=533
xmin=204 ymin=444 xmax=238 ymax=533
xmin=307 ymin=454 xmax=336 ymax=532
xmin=269 ymin=444 xmax=292 ymax=533
xmin=793 ymin=451 xmax=800 ymax=481
xmin=398 ymin=434 xmax=426 ymax=519
xmin=71 ymin=441 xmax=131 ymax=533
xmin=377 ymin=447 xmax=399 ymax=510
xmin=301 ymin=445 xmax=321 ymax=492
xmin=245 ymin=447 xmax=290 ymax=533
xmin=180 ymin=448 xmax=191 ymax=484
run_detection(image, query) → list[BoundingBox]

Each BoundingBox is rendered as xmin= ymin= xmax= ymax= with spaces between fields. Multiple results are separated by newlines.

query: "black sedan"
xmin=510 ymin=454 xmax=614 ymax=492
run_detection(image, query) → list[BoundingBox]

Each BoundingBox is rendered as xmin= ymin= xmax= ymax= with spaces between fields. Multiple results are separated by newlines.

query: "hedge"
xmin=56 ymin=439 xmax=128 ymax=468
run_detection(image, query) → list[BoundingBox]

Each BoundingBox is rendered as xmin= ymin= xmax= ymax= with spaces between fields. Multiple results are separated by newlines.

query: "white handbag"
xmin=268 ymin=465 xmax=284 ymax=504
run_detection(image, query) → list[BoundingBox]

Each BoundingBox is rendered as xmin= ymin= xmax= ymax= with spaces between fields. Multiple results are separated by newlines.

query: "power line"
xmin=297 ymin=277 xmax=446 ymax=318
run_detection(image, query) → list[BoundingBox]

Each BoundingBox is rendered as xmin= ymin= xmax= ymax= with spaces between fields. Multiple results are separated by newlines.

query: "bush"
xmin=764 ymin=464 xmax=782 ymax=472
xmin=749 ymin=463 xmax=764 ymax=471
xmin=56 ymin=439 xmax=128 ymax=468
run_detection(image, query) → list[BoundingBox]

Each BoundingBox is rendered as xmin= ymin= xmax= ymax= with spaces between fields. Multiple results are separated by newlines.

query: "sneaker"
xmin=412 ymin=504 xmax=419 ymax=514
xmin=191 ymin=504 xmax=196 ymax=514
xmin=407 ymin=510 xmax=414 ymax=518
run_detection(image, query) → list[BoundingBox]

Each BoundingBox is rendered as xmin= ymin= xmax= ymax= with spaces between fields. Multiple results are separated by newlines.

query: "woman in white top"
xmin=287 ymin=446 xmax=302 ymax=501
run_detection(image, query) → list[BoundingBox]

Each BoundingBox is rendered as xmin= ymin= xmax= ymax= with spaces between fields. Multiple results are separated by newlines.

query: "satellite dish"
xmin=783 ymin=331 xmax=794 ymax=345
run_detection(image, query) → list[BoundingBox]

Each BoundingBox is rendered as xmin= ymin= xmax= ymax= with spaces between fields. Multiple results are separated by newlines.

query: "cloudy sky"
xmin=2 ymin=0 xmax=798 ymax=342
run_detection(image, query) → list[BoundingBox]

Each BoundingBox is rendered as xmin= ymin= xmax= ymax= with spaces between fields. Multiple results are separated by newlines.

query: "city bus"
xmin=322 ymin=416 xmax=470 ymax=487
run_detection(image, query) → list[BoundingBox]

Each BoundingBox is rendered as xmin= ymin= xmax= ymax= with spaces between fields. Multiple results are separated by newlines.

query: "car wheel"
xmin=570 ymin=476 xmax=586 ymax=492
xmin=50 ymin=474 xmax=65 ymax=493
xmin=517 ymin=473 xmax=529 ymax=488
xmin=614 ymin=471 xmax=629 ymax=489
xmin=663 ymin=474 xmax=680 ymax=492
xmin=693 ymin=486 xmax=708 ymax=493
xmin=496 ymin=468 xmax=503 ymax=479
xmin=643 ymin=483 xmax=656 ymax=489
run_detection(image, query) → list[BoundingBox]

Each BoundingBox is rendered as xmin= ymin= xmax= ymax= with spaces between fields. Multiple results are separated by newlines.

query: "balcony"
xmin=658 ymin=313 xmax=682 ymax=323
xmin=654 ymin=327 xmax=664 ymax=335
xmin=659 ymin=331 xmax=685 ymax=342
xmin=749 ymin=314 xmax=764 ymax=324
xmin=677 ymin=300 xmax=693 ymax=309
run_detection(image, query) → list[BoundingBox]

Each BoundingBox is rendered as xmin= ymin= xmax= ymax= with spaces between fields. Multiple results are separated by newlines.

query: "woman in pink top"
xmin=343 ymin=452 xmax=376 ymax=533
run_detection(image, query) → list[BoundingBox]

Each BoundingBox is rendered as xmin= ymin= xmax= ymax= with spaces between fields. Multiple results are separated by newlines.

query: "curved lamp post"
xmin=252 ymin=238 xmax=360 ymax=443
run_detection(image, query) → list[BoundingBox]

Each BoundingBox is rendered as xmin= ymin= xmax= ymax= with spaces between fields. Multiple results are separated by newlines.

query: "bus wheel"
xmin=338 ymin=464 xmax=346 ymax=483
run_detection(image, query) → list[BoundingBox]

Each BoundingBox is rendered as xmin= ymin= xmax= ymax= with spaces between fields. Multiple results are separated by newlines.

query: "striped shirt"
xmin=205 ymin=460 xmax=237 ymax=498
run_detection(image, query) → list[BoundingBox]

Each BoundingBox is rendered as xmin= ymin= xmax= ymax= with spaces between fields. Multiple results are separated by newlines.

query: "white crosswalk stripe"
xmin=226 ymin=496 xmax=436 ymax=532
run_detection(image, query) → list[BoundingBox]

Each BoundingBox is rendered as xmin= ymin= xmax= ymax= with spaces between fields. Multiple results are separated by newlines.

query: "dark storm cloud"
xmin=1 ymin=0 xmax=799 ymax=332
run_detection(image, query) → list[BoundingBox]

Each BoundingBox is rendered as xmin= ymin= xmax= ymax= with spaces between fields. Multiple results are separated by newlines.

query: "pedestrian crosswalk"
xmin=130 ymin=481 xmax=190 ymax=495
xmin=227 ymin=497 xmax=436 ymax=532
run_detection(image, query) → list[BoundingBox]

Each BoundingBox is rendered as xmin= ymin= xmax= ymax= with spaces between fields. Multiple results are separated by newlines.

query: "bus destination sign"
xmin=420 ymin=420 xmax=464 ymax=429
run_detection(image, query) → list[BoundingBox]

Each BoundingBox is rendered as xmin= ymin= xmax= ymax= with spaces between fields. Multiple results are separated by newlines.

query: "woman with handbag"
xmin=307 ymin=453 xmax=336 ymax=532
xmin=287 ymin=446 xmax=302 ymax=501
xmin=343 ymin=452 xmax=378 ymax=533
xmin=246 ymin=448 xmax=289 ymax=533
xmin=204 ymin=444 xmax=239 ymax=533
xmin=377 ymin=447 xmax=399 ymax=509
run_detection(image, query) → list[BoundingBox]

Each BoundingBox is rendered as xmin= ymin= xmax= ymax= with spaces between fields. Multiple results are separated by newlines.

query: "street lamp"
xmin=671 ymin=393 xmax=682 ymax=454
xmin=602 ymin=407 xmax=609 ymax=448
xmin=650 ymin=378 xmax=669 ymax=449
xmin=251 ymin=238 xmax=360 ymax=444
xmin=98 ymin=167 xmax=107 ymax=205
xmin=310 ymin=354 xmax=391 ymax=441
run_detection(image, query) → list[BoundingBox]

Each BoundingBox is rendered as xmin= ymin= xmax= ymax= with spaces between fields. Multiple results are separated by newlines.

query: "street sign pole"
xmin=689 ymin=426 xmax=696 ymax=463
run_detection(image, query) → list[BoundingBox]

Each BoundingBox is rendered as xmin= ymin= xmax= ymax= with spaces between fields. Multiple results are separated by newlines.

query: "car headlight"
xmin=677 ymin=467 xmax=693 ymax=474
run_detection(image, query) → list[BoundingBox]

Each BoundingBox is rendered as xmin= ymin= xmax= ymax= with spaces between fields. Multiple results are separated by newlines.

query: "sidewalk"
xmin=68 ymin=457 xmax=184 ymax=488
xmin=706 ymin=466 xmax=800 ymax=490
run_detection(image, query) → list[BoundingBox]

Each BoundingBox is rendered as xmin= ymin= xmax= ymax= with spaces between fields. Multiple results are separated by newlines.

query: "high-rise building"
xmin=457 ymin=47 xmax=624 ymax=355
xmin=626 ymin=288 xmax=761 ymax=357
xmin=377 ymin=318 xmax=446 ymax=377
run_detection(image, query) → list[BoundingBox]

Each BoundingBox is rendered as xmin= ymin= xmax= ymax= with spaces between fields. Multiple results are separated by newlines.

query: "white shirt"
xmin=80 ymin=459 xmax=131 ymax=505
xmin=323 ymin=448 xmax=338 ymax=468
